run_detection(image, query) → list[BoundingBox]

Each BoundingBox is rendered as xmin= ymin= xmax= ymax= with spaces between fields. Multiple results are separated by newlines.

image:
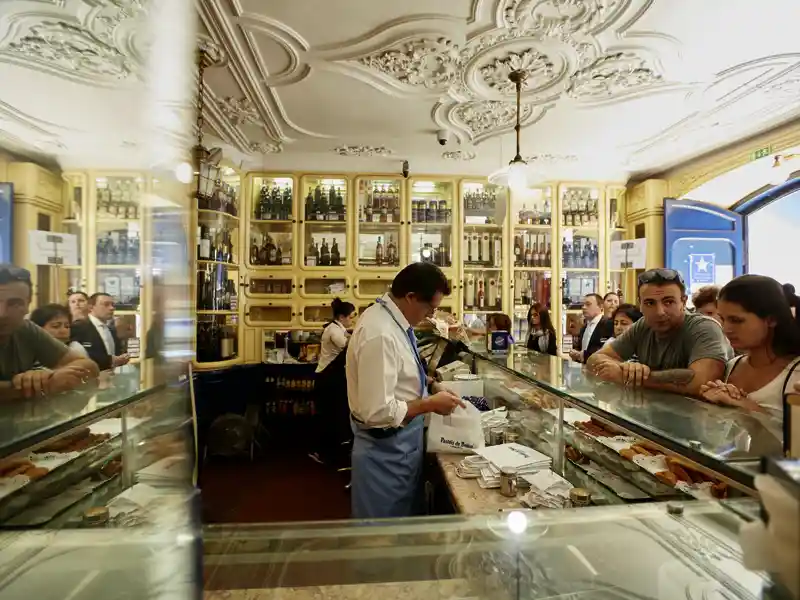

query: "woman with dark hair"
xmin=700 ymin=275 xmax=800 ymax=423
xmin=310 ymin=297 xmax=356 ymax=465
xmin=30 ymin=303 xmax=88 ymax=357
xmin=525 ymin=303 xmax=557 ymax=355
xmin=607 ymin=303 xmax=643 ymax=344
xmin=602 ymin=292 xmax=620 ymax=319
xmin=67 ymin=291 xmax=89 ymax=322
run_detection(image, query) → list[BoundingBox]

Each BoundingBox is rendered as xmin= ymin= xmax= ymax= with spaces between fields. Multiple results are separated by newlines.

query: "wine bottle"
xmin=327 ymin=185 xmax=337 ymax=221
xmin=282 ymin=184 xmax=292 ymax=220
xmin=250 ymin=237 xmax=259 ymax=265
xmin=314 ymin=185 xmax=323 ymax=221
xmin=331 ymin=239 xmax=340 ymax=266
xmin=306 ymin=236 xmax=317 ymax=266
xmin=336 ymin=187 xmax=345 ymax=221
xmin=375 ymin=236 xmax=384 ymax=266
xmin=305 ymin=188 xmax=314 ymax=220
xmin=387 ymin=235 xmax=398 ymax=266
xmin=320 ymin=238 xmax=330 ymax=266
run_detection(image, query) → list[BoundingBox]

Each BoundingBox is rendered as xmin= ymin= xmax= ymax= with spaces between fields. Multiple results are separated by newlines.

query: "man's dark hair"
xmin=391 ymin=262 xmax=450 ymax=302
xmin=691 ymin=285 xmax=719 ymax=310
xmin=0 ymin=264 xmax=32 ymax=292
xmin=637 ymin=268 xmax=686 ymax=295
xmin=30 ymin=303 xmax=72 ymax=328
xmin=585 ymin=293 xmax=603 ymax=308
xmin=88 ymin=292 xmax=113 ymax=307
xmin=611 ymin=303 xmax=643 ymax=324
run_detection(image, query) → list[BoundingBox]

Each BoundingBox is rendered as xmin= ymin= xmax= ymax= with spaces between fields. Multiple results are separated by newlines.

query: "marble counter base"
xmin=204 ymin=579 xmax=472 ymax=600
xmin=436 ymin=453 xmax=523 ymax=514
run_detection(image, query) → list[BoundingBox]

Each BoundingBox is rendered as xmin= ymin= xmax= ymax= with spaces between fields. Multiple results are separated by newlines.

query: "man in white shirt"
xmin=569 ymin=293 xmax=613 ymax=363
xmin=346 ymin=262 xmax=464 ymax=519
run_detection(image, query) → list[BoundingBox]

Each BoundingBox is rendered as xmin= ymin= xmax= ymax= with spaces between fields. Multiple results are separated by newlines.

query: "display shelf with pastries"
xmin=0 ymin=363 xmax=195 ymax=537
xmin=421 ymin=337 xmax=774 ymax=513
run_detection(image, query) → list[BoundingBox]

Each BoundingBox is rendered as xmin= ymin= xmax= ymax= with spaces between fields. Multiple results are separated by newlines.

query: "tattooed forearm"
xmin=648 ymin=369 xmax=695 ymax=385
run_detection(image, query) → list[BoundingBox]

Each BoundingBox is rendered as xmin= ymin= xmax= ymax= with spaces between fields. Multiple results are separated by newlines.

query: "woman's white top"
xmin=316 ymin=321 xmax=349 ymax=373
xmin=68 ymin=340 xmax=89 ymax=357
xmin=724 ymin=355 xmax=800 ymax=420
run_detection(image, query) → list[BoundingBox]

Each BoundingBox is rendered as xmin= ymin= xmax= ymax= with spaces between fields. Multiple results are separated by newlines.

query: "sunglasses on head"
xmin=637 ymin=268 xmax=685 ymax=287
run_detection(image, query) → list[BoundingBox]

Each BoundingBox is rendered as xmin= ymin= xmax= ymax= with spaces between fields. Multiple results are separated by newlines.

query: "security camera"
xmin=436 ymin=129 xmax=450 ymax=146
xmin=402 ymin=160 xmax=409 ymax=179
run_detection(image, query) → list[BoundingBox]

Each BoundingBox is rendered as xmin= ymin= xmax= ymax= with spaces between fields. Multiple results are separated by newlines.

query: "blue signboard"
xmin=0 ymin=183 xmax=12 ymax=264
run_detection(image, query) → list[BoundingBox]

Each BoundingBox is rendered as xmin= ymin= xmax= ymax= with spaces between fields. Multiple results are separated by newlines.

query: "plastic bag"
xmin=427 ymin=401 xmax=485 ymax=454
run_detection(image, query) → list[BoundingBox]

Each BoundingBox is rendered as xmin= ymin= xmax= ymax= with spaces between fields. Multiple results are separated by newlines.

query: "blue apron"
xmin=350 ymin=298 xmax=428 ymax=519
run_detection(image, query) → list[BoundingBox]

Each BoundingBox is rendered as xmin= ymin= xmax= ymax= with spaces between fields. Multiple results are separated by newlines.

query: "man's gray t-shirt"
xmin=610 ymin=312 xmax=732 ymax=370
xmin=0 ymin=320 xmax=69 ymax=381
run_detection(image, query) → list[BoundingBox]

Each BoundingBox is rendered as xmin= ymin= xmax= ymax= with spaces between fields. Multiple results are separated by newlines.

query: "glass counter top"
xmin=464 ymin=345 xmax=781 ymax=468
xmin=0 ymin=365 xmax=164 ymax=460
xmin=204 ymin=501 xmax=766 ymax=600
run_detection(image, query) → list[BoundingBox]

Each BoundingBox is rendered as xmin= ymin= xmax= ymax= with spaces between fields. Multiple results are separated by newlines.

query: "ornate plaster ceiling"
xmin=1 ymin=0 xmax=799 ymax=181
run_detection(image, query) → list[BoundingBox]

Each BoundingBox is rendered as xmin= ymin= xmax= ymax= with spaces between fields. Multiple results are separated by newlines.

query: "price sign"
xmin=751 ymin=146 xmax=773 ymax=161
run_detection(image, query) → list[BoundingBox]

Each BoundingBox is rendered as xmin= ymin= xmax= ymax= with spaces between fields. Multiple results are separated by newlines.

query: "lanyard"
xmin=375 ymin=297 xmax=427 ymax=397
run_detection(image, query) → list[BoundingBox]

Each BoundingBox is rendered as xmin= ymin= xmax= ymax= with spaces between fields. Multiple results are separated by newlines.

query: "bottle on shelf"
xmin=465 ymin=273 xmax=475 ymax=307
xmin=320 ymin=238 xmax=331 ymax=267
xmin=609 ymin=198 xmax=618 ymax=229
xmin=266 ymin=235 xmax=278 ymax=265
xmin=250 ymin=237 xmax=259 ymax=265
xmin=331 ymin=239 xmax=341 ymax=266
xmin=436 ymin=240 xmax=446 ymax=267
xmin=387 ymin=235 xmax=398 ymax=266
xmin=305 ymin=188 xmax=314 ymax=221
xmin=492 ymin=233 xmax=502 ymax=267
xmin=476 ymin=277 xmax=485 ymax=310
xmin=197 ymin=225 xmax=211 ymax=261
xmin=375 ymin=236 xmax=384 ymax=266
xmin=514 ymin=235 xmax=523 ymax=266
xmin=336 ymin=187 xmax=345 ymax=221
xmin=313 ymin=185 xmax=323 ymax=221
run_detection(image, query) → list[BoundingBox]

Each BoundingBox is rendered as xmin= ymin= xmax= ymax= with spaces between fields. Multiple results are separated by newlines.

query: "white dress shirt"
xmin=581 ymin=314 xmax=602 ymax=352
xmin=89 ymin=314 xmax=115 ymax=356
xmin=316 ymin=321 xmax=349 ymax=372
xmin=346 ymin=294 xmax=423 ymax=428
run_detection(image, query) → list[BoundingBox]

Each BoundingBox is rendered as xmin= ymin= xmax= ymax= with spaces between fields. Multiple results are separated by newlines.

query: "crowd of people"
xmin=0 ymin=264 xmax=131 ymax=398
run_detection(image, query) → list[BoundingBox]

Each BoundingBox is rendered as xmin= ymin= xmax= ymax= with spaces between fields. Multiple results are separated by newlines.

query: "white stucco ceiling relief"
xmin=2 ymin=0 xmax=800 ymax=176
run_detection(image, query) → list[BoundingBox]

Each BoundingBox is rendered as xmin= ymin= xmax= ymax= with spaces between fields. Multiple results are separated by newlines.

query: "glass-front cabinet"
xmin=408 ymin=178 xmax=455 ymax=269
xmin=355 ymin=176 xmax=403 ymax=269
xmin=193 ymin=168 xmax=243 ymax=369
xmin=300 ymin=175 xmax=348 ymax=269
xmin=461 ymin=181 xmax=506 ymax=326
xmin=248 ymin=174 xmax=294 ymax=270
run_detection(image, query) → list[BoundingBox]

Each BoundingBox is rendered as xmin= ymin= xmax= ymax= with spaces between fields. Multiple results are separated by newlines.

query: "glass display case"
xmin=408 ymin=178 xmax=455 ymax=268
xmin=248 ymin=174 xmax=294 ymax=270
xmin=0 ymin=365 xmax=198 ymax=599
xmin=355 ymin=176 xmax=403 ymax=268
xmin=448 ymin=341 xmax=771 ymax=504
xmin=205 ymin=501 xmax=766 ymax=600
xmin=245 ymin=274 xmax=295 ymax=298
xmin=300 ymin=175 xmax=348 ymax=269
xmin=461 ymin=181 xmax=506 ymax=326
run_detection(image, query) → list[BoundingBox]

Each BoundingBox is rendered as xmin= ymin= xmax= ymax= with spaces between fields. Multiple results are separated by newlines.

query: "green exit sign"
xmin=751 ymin=146 xmax=773 ymax=161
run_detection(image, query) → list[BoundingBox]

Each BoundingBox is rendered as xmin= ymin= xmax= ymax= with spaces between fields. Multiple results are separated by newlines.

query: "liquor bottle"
xmin=488 ymin=276 xmax=498 ymax=309
xmin=543 ymin=198 xmax=551 ymax=225
xmin=314 ymin=242 xmax=320 ymax=265
xmin=609 ymin=198 xmax=618 ymax=229
xmin=437 ymin=200 xmax=447 ymax=223
xmin=437 ymin=240 xmax=446 ymax=267
xmin=250 ymin=237 xmax=259 ymax=265
xmin=545 ymin=238 xmax=552 ymax=267
xmin=336 ymin=187 xmax=345 ymax=221
xmin=281 ymin=184 xmax=292 ymax=220
xmin=365 ymin=195 xmax=373 ymax=222
xmin=305 ymin=237 xmax=316 ymax=266
xmin=197 ymin=225 xmax=211 ymax=261
xmin=305 ymin=188 xmax=314 ymax=220
xmin=514 ymin=235 xmax=523 ymax=266
xmin=375 ymin=236 xmax=384 ymax=266
xmin=493 ymin=233 xmax=502 ymax=268
xmin=327 ymin=185 xmax=337 ymax=221
xmin=533 ymin=234 xmax=541 ymax=267
xmin=316 ymin=238 xmax=327 ymax=266
xmin=313 ymin=185 xmax=323 ymax=221
xmin=387 ymin=235 xmax=398 ymax=266
xmin=264 ymin=235 xmax=276 ymax=265
xmin=477 ymin=277 xmax=485 ymax=309
xmin=428 ymin=201 xmax=437 ymax=223
xmin=519 ymin=204 xmax=527 ymax=225
xmin=331 ymin=239 xmax=340 ymax=266
xmin=317 ymin=188 xmax=328 ymax=221
xmin=561 ymin=194 xmax=569 ymax=226
xmin=465 ymin=273 xmax=475 ymax=307
xmin=379 ymin=186 xmax=388 ymax=223
xmin=524 ymin=242 xmax=532 ymax=267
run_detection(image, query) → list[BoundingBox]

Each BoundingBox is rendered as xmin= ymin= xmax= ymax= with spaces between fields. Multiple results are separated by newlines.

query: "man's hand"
xmin=49 ymin=366 xmax=92 ymax=394
xmin=112 ymin=353 xmax=131 ymax=367
xmin=592 ymin=360 xmax=623 ymax=383
xmin=569 ymin=350 xmax=583 ymax=363
xmin=620 ymin=362 xmax=650 ymax=387
xmin=12 ymin=369 xmax=54 ymax=398
xmin=426 ymin=390 xmax=466 ymax=415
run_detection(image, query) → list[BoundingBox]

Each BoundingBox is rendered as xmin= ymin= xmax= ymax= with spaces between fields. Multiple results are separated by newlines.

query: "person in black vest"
xmin=70 ymin=293 xmax=130 ymax=371
xmin=569 ymin=293 xmax=614 ymax=363
xmin=309 ymin=298 xmax=356 ymax=465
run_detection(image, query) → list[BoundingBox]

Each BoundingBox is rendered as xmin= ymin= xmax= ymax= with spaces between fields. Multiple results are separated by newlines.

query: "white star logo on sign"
xmin=696 ymin=257 xmax=710 ymax=272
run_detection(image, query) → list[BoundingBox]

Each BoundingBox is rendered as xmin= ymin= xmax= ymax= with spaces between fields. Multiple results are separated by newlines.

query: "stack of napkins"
xmin=521 ymin=470 xmax=573 ymax=509
xmin=455 ymin=455 xmax=488 ymax=479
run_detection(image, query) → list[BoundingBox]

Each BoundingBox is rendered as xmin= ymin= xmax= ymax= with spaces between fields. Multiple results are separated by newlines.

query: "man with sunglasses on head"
xmin=587 ymin=268 xmax=732 ymax=397
xmin=0 ymin=265 xmax=98 ymax=399
xmin=346 ymin=262 xmax=465 ymax=519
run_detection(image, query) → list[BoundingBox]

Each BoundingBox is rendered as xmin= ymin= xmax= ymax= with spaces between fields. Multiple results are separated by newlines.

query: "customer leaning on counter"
xmin=0 ymin=265 xmax=98 ymax=398
xmin=346 ymin=262 xmax=464 ymax=519
xmin=699 ymin=275 xmax=800 ymax=420
xmin=588 ymin=269 xmax=732 ymax=397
